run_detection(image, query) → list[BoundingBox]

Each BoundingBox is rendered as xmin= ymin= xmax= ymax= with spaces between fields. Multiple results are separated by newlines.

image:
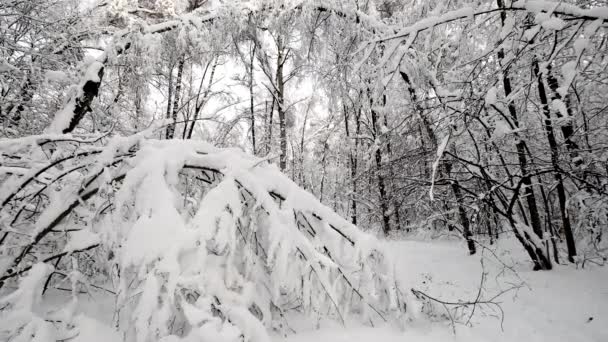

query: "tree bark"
xmin=186 ymin=56 xmax=218 ymax=139
xmin=276 ymin=38 xmax=287 ymax=171
xmin=546 ymin=63 xmax=579 ymax=153
xmin=380 ymin=96 xmax=402 ymax=230
xmin=343 ymin=104 xmax=359 ymax=225
xmin=266 ymin=98 xmax=275 ymax=155
xmin=369 ymin=96 xmax=391 ymax=236
xmin=534 ymin=60 xmax=577 ymax=263
xmin=452 ymin=181 xmax=476 ymax=255
xmin=444 ymin=145 xmax=477 ymax=255
xmin=165 ymin=63 xmax=174 ymax=137
xmin=54 ymin=64 xmax=104 ymax=134
xmin=166 ymin=57 xmax=185 ymax=139
xmin=497 ymin=0 xmax=551 ymax=269
xmin=249 ymin=42 xmax=257 ymax=154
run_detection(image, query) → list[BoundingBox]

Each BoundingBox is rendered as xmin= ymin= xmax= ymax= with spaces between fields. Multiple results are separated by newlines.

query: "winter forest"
xmin=1 ymin=0 xmax=607 ymax=341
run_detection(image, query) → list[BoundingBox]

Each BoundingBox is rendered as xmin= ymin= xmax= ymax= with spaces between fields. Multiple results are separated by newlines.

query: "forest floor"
xmin=278 ymin=237 xmax=608 ymax=342
xmin=40 ymin=236 xmax=607 ymax=342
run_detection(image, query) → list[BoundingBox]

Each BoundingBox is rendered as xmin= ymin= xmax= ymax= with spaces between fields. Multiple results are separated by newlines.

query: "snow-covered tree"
xmin=2 ymin=0 xmax=608 ymax=340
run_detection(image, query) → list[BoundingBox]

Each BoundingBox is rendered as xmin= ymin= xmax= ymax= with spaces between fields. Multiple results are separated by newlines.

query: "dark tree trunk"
xmin=249 ymin=43 xmax=257 ymax=154
xmin=381 ymin=94 xmax=402 ymax=230
xmin=344 ymin=104 xmax=361 ymax=225
xmin=60 ymin=65 xmax=104 ymax=134
xmin=370 ymin=97 xmax=391 ymax=236
xmin=165 ymin=63 xmax=174 ymax=137
xmin=495 ymin=0 xmax=551 ymax=269
xmin=452 ymin=181 xmax=476 ymax=255
xmin=400 ymin=70 xmax=473 ymax=246
xmin=186 ymin=57 xmax=218 ymax=140
xmin=444 ymin=153 xmax=476 ymax=255
xmin=546 ymin=63 xmax=579 ymax=153
xmin=534 ymin=60 xmax=577 ymax=263
xmin=497 ymin=0 xmax=543 ymax=240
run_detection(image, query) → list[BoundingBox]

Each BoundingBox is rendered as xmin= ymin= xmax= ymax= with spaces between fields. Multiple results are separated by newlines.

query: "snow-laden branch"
xmin=354 ymin=0 xmax=607 ymax=78
xmin=43 ymin=0 xmax=398 ymax=135
xmin=45 ymin=12 xmax=217 ymax=134
xmin=0 ymin=135 xmax=409 ymax=342
xmin=371 ymin=0 xmax=607 ymax=44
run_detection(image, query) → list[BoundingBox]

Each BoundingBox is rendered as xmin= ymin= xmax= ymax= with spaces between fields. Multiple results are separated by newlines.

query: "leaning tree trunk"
xmin=186 ymin=56 xmax=218 ymax=140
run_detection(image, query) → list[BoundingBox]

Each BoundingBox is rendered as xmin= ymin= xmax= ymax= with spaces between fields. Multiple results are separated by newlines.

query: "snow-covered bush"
xmin=0 ymin=128 xmax=408 ymax=341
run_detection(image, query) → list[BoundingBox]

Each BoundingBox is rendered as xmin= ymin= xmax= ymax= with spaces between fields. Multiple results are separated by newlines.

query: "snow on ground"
xmin=276 ymin=237 xmax=608 ymax=342
xmin=38 ymin=237 xmax=607 ymax=342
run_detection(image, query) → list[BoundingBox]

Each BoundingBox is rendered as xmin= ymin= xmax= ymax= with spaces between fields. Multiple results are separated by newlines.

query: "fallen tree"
xmin=0 ymin=125 xmax=409 ymax=341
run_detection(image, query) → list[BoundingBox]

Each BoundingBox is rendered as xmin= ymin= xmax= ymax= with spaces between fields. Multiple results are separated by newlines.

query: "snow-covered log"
xmin=0 ymin=132 xmax=409 ymax=341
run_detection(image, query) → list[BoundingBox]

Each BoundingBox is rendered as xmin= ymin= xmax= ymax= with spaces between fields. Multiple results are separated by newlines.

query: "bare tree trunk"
xmin=496 ymin=0 xmax=551 ymax=270
xmin=503 ymin=80 xmax=544 ymax=241
xmin=319 ymin=141 xmax=328 ymax=202
xmin=538 ymin=179 xmax=560 ymax=264
xmin=497 ymin=0 xmax=549 ymax=264
xmin=166 ymin=57 xmax=185 ymax=139
xmin=249 ymin=43 xmax=257 ymax=154
xmin=534 ymin=60 xmax=577 ymax=263
xmin=399 ymin=71 xmax=437 ymax=148
xmin=165 ymin=63 xmax=174 ymax=138
xmin=276 ymin=38 xmax=287 ymax=171
xmin=298 ymin=104 xmax=311 ymax=188
xmin=186 ymin=56 xmax=218 ymax=139
xmin=381 ymin=97 xmax=402 ymax=230
xmin=344 ymin=103 xmax=359 ymax=225
xmin=266 ymin=98 xmax=275 ymax=155
xmin=452 ymin=181 xmax=476 ymax=254
xmin=134 ymin=84 xmax=144 ymax=132
xmin=546 ymin=63 xmax=579 ymax=154
xmin=509 ymin=218 xmax=553 ymax=271
xmin=48 ymin=59 xmax=105 ymax=134
xmin=370 ymin=96 xmax=391 ymax=236
xmin=445 ymin=147 xmax=477 ymax=255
